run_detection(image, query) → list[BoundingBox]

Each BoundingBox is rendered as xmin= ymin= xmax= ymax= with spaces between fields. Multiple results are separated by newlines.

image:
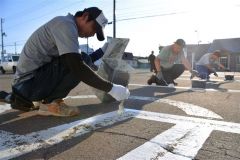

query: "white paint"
xmin=180 ymin=74 xmax=240 ymax=78
xmin=64 ymin=95 xmax=97 ymax=99
xmin=177 ymin=77 xmax=224 ymax=82
xmin=1 ymin=109 xmax=240 ymax=160
xmin=129 ymin=109 xmax=240 ymax=134
xmin=119 ymin=123 xmax=212 ymax=160
xmin=129 ymin=95 xmax=222 ymax=119
xmin=129 ymin=83 xmax=240 ymax=93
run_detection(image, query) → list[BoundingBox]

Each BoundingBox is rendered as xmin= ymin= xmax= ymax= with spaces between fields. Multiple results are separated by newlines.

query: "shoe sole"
xmin=38 ymin=109 xmax=80 ymax=117
xmin=37 ymin=110 xmax=69 ymax=117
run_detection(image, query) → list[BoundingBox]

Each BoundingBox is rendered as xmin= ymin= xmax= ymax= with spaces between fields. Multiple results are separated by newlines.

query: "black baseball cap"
xmin=84 ymin=7 xmax=108 ymax=41
xmin=175 ymin=39 xmax=186 ymax=47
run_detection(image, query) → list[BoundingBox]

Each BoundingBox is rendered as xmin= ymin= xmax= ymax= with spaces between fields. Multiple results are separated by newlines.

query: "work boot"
xmin=147 ymin=75 xmax=168 ymax=86
xmin=173 ymin=81 xmax=178 ymax=86
xmin=0 ymin=91 xmax=9 ymax=102
xmin=10 ymin=93 xmax=37 ymax=111
xmin=155 ymin=78 xmax=168 ymax=86
xmin=147 ymin=75 xmax=156 ymax=85
xmin=38 ymin=99 xmax=80 ymax=117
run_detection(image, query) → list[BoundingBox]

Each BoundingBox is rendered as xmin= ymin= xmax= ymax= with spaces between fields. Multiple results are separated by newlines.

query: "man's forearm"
xmin=154 ymin=58 xmax=161 ymax=71
xmin=182 ymin=58 xmax=192 ymax=71
xmin=61 ymin=53 xmax=113 ymax=92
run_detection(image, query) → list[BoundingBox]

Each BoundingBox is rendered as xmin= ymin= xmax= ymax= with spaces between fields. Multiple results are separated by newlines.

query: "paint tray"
xmin=191 ymin=79 xmax=206 ymax=89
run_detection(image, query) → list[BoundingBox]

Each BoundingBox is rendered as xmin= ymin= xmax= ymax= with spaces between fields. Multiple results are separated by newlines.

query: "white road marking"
xmin=180 ymin=74 xmax=240 ymax=78
xmin=129 ymin=83 xmax=240 ymax=93
xmin=177 ymin=77 xmax=224 ymax=82
xmin=118 ymin=109 xmax=240 ymax=160
xmin=1 ymin=109 xmax=240 ymax=160
xmin=119 ymin=123 xmax=212 ymax=160
xmin=0 ymin=95 xmax=223 ymax=119
xmin=0 ymin=110 xmax=134 ymax=160
xmin=130 ymin=95 xmax=222 ymax=119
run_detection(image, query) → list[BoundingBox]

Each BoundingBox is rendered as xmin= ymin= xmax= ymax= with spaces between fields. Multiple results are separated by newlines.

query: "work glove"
xmin=211 ymin=68 xmax=218 ymax=77
xmin=101 ymin=42 xmax=109 ymax=53
xmin=155 ymin=71 xmax=168 ymax=86
xmin=190 ymin=70 xmax=199 ymax=79
xmin=108 ymin=84 xmax=130 ymax=101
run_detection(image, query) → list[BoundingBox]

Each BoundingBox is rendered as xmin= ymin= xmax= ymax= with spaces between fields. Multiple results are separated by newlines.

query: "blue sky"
xmin=1 ymin=0 xmax=240 ymax=57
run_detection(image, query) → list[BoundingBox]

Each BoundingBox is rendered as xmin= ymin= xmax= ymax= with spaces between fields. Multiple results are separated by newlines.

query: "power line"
xmin=5 ymin=0 xmax=55 ymax=20
xmin=112 ymin=11 xmax=186 ymax=23
xmin=5 ymin=0 xmax=84 ymax=30
xmin=5 ymin=11 xmax=186 ymax=46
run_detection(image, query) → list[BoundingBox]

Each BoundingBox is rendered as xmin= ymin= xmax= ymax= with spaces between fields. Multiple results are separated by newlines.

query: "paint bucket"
xmin=225 ymin=75 xmax=234 ymax=81
xmin=224 ymin=69 xmax=234 ymax=81
xmin=191 ymin=79 xmax=206 ymax=89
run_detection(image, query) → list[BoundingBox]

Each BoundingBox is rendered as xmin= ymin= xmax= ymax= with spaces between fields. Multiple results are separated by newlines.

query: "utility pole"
xmin=1 ymin=18 xmax=6 ymax=61
xmin=14 ymin=42 xmax=17 ymax=54
xmin=113 ymin=0 xmax=116 ymax=38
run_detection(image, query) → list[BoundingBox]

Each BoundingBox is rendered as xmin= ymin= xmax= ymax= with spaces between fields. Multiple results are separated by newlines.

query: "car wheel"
xmin=0 ymin=67 xmax=6 ymax=74
xmin=13 ymin=66 xmax=16 ymax=73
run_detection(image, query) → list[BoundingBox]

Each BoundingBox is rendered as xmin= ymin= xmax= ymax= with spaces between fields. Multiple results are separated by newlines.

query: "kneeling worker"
xmin=3 ymin=7 xmax=130 ymax=116
xmin=147 ymin=39 xmax=198 ymax=86
xmin=194 ymin=50 xmax=227 ymax=80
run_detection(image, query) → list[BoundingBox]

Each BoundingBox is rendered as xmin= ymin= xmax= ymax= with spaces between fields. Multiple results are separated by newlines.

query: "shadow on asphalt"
xmin=206 ymin=80 xmax=232 ymax=92
xmin=126 ymin=86 xmax=192 ymax=111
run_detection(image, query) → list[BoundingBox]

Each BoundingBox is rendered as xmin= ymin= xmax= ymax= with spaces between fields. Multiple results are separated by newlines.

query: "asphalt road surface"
xmin=0 ymin=70 xmax=240 ymax=160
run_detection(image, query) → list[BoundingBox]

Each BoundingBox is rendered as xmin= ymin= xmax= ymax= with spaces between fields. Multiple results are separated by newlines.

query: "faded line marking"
xmin=128 ymin=109 xmax=240 ymax=134
xmin=129 ymin=83 xmax=240 ymax=93
xmin=118 ymin=123 xmax=212 ymax=160
xmin=177 ymin=77 xmax=224 ymax=82
xmin=118 ymin=109 xmax=240 ymax=159
xmin=129 ymin=95 xmax=222 ymax=119
xmin=0 ymin=111 xmax=134 ymax=160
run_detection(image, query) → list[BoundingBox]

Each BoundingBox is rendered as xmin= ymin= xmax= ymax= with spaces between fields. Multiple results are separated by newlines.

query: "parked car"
xmin=0 ymin=54 xmax=20 ymax=74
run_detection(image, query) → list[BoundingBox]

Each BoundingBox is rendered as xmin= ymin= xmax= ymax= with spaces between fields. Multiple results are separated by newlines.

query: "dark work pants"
xmin=161 ymin=64 xmax=185 ymax=84
xmin=196 ymin=65 xmax=211 ymax=79
xmin=13 ymin=54 xmax=91 ymax=103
